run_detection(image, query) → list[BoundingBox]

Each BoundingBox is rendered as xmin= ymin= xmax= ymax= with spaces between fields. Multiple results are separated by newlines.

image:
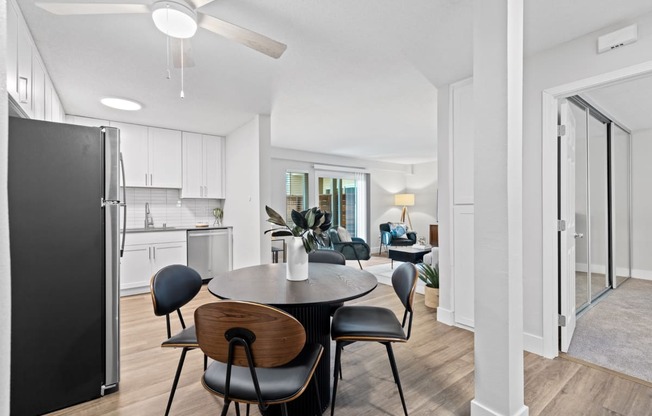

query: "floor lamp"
xmin=394 ymin=193 xmax=415 ymax=230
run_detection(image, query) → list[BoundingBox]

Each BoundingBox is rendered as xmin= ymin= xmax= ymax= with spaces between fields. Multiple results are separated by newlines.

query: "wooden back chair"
xmin=195 ymin=301 xmax=324 ymax=416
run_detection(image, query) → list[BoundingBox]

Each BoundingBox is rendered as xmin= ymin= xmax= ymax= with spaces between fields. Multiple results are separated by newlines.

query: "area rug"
xmin=567 ymin=278 xmax=652 ymax=383
xmin=364 ymin=262 xmax=426 ymax=294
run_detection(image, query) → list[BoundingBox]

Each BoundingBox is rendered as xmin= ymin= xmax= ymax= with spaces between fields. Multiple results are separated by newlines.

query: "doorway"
xmin=542 ymin=61 xmax=652 ymax=359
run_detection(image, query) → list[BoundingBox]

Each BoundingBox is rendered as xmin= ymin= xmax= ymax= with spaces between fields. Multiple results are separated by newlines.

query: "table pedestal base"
xmin=267 ymin=304 xmax=331 ymax=415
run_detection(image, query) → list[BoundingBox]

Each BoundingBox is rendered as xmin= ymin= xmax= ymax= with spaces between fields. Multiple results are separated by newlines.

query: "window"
xmin=316 ymin=171 xmax=368 ymax=240
xmin=286 ymin=172 xmax=308 ymax=222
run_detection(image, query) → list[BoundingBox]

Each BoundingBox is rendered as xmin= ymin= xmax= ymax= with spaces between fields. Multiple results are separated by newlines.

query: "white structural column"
xmin=471 ymin=1 xmax=528 ymax=416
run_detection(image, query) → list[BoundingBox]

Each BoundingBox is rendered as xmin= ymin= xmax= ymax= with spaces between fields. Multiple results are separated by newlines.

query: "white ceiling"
xmin=16 ymin=0 xmax=652 ymax=164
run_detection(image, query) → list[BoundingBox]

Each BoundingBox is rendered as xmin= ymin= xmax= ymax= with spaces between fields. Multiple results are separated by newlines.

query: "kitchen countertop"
xmin=125 ymin=225 xmax=232 ymax=233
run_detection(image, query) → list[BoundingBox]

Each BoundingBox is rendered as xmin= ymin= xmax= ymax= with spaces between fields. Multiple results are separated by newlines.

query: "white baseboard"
xmin=631 ymin=269 xmax=652 ymax=281
xmin=437 ymin=306 xmax=455 ymax=325
xmin=121 ymin=285 xmax=150 ymax=297
xmin=471 ymin=400 xmax=529 ymax=416
xmin=523 ymin=332 xmax=543 ymax=356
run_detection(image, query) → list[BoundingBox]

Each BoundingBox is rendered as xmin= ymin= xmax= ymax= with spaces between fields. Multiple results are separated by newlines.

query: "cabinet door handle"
xmin=200 ymin=186 xmax=203 ymax=197
xmin=145 ymin=174 xmax=148 ymax=186
xmin=148 ymin=247 xmax=151 ymax=260
xmin=152 ymin=246 xmax=156 ymax=259
xmin=204 ymin=186 xmax=208 ymax=196
xmin=150 ymin=174 xmax=153 ymax=186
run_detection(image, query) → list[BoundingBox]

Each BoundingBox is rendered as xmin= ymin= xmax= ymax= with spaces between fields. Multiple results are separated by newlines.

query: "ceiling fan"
xmin=35 ymin=0 xmax=287 ymax=59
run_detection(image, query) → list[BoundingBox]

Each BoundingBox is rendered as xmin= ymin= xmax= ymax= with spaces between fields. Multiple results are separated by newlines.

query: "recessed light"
xmin=100 ymin=97 xmax=142 ymax=111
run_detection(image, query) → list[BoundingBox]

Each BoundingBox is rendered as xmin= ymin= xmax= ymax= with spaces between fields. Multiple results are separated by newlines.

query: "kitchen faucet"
xmin=145 ymin=202 xmax=154 ymax=228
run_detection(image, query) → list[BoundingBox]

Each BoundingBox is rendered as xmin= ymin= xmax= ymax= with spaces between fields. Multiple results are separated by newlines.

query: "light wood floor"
xmin=49 ymin=268 xmax=652 ymax=415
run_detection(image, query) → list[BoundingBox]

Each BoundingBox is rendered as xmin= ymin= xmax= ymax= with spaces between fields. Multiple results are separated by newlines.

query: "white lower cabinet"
xmin=120 ymin=231 xmax=187 ymax=296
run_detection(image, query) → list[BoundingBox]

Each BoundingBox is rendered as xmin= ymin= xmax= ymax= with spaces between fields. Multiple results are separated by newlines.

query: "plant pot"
xmin=286 ymin=236 xmax=309 ymax=281
xmin=424 ymin=286 xmax=439 ymax=309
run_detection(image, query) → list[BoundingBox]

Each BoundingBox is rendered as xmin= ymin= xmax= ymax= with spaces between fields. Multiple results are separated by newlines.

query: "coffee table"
xmin=388 ymin=246 xmax=431 ymax=268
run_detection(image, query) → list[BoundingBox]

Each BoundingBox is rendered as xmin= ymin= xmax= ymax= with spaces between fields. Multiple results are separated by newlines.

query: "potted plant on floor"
xmin=418 ymin=263 xmax=439 ymax=309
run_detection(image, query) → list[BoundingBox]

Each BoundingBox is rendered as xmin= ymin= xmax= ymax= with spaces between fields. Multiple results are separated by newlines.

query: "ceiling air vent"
xmin=597 ymin=24 xmax=638 ymax=54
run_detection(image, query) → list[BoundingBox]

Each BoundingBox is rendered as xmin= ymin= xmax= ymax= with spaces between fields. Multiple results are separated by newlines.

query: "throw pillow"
xmin=337 ymin=226 xmax=353 ymax=242
xmin=390 ymin=223 xmax=408 ymax=239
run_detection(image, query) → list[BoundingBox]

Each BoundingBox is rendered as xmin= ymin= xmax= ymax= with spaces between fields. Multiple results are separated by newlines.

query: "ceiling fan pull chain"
xmin=180 ymin=38 xmax=185 ymax=99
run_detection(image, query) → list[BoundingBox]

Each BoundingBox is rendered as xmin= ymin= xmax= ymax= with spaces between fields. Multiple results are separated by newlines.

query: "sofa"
xmin=379 ymin=222 xmax=417 ymax=254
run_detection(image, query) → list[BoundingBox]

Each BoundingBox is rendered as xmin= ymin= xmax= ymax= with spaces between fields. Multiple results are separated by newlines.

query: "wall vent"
xmin=597 ymin=24 xmax=638 ymax=54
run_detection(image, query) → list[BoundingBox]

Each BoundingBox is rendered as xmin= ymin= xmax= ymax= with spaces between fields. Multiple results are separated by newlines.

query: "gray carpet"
xmin=567 ymin=278 xmax=652 ymax=383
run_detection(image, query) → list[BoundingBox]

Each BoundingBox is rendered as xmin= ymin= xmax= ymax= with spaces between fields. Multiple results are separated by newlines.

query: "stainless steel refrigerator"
xmin=8 ymin=117 xmax=125 ymax=415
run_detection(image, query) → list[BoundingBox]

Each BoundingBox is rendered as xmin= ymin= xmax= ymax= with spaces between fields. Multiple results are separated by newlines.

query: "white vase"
xmin=286 ymin=237 xmax=309 ymax=281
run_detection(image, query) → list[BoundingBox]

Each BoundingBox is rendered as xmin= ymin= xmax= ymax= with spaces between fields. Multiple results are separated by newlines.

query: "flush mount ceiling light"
xmin=151 ymin=0 xmax=197 ymax=39
xmin=100 ymin=97 xmax=142 ymax=111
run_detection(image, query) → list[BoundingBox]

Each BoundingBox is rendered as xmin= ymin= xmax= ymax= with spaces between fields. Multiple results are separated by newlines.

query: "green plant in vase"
xmin=264 ymin=205 xmax=332 ymax=253
xmin=212 ymin=207 xmax=223 ymax=226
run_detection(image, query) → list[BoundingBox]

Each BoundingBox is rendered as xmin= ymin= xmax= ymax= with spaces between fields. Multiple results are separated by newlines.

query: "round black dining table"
xmin=208 ymin=262 xmax=377 ymax=415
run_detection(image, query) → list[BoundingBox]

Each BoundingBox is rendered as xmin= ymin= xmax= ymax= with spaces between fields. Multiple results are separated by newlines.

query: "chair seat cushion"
xmin=202 ymin=343 xmax=322 ymax=404
xmin=331 ymin=306 xmax=407 ymax=342
xmin=162 ymin=325 xmax=198 ymax=348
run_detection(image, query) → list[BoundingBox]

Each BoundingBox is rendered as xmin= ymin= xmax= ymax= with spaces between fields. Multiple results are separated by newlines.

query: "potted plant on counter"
xmin=418 ymin=263 xmax=439 ymax=309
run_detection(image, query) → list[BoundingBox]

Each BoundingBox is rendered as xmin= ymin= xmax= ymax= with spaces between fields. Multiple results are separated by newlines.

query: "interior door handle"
xmin=574 ymin=233 xmax=584 ymax=239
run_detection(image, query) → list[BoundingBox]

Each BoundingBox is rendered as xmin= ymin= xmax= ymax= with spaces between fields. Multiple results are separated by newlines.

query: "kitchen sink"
xmin=126 ymin=226 xmax=178 ymax=232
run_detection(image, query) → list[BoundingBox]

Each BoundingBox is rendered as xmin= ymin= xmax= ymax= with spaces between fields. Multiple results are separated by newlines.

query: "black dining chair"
xmin=309 ymin=250 xmax=347 ymax=316
xmin=195 ymin=301 xmax=324 ymax=416
xmin=150 ymin=264 xmax=206 ymax=416
xmin=330 ymin=262 xmax=418 ymax=416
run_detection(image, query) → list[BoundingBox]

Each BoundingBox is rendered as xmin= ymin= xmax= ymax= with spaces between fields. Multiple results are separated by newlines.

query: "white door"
xmin=113 ymin=122 xmax=148 ymax=187
xmin=181 ymin=132 xmax=204 ymax=198
xmin=559 ymin=99 xmax=577 ymax=352
xmin=203 ymin=135 xmax=224 ymax=198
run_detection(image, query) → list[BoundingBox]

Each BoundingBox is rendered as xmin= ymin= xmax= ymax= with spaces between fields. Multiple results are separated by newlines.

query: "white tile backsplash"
xmin=124 ymin=188 xmax=220 ymax=229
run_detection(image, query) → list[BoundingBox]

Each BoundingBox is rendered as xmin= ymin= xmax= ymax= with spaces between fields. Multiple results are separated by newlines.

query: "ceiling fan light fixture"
xmin=151 ymin=0 xmax=197 ymax=39
xmin=101 ymin=97 xmax=142 ymax=111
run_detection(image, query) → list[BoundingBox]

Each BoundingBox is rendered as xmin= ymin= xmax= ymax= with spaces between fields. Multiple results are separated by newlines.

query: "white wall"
xmin=523 ymin=12 xmax=652 ymax=353
xmin=269 ymin=148 xmax=436 ymax=251
xmin=224 ymin=116 xmax=271 ymax=269
xmin=1 ymin=0 xmax=12 ymax=411
xmin=632 ymin=128 xmax=652 ymax=278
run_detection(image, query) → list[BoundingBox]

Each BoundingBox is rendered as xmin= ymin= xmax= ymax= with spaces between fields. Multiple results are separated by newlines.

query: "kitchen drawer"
xmin=124 ymin=230 xmax=186 ymax=245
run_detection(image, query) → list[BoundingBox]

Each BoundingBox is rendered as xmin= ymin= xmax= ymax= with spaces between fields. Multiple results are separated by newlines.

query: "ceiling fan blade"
xmin=197 ymin=13 xmax=287 ymax=59
xmin=170 ymin=38 xmax=196 ymax=68
xmin=35 ymin=2 xmax=149 ymax=15
xmin=186 ymin=0 xmax=216 ymax=10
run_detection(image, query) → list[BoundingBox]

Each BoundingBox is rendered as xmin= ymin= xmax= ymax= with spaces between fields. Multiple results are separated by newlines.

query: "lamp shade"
xmin=394 ymin=193 xmax=415 ymax=207
xmin=151 ymin=0 xmax=197 ymax=39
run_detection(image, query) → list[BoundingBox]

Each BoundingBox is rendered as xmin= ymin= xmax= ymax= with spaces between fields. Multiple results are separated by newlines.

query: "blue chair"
xmin=326 ymin=228 xmax=370 ymax=269
xmin=379 ymin=223 xmax=417 ymax=254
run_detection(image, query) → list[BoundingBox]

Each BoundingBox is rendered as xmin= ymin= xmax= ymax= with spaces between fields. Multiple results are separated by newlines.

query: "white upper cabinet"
xmin=7 ymin=0 xmax=65 ymax=122
xmin=149 ymin=127 xmax=182 ymax=188
xmin=7 ymin=0 xmax=19 ymax=101
xmin=181 ymin=133 xmax=224 ymax=198
xmin=113 ymin=123 xmax=182 ymax=188
xmin=66 ymin=115 xmax=110 ymax=127
xmin=112 ymin=122 xmax=149 ymax=187
xmin=203 ymin=135 xmax=224 ymax=198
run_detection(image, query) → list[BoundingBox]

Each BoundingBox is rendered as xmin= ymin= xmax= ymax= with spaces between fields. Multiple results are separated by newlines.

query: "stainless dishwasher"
xmin=187 ymin=227 xmax=233 ymax=281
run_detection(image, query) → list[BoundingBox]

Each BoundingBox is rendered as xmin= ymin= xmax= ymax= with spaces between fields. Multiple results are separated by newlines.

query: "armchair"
xmin=326 ymin=227 xmax=371 ymax=269
xmin=379 ymin=222 xmax=417 ymax=254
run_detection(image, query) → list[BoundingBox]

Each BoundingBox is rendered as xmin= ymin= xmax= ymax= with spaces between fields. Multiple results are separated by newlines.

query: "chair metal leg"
xmin=246 ymin=403 xmax=250 ymax=416
xmin=281 ymin=403 xmax=289 ymax=416
xmin=331 ymin=342 xmax=343 ymax=416
xmin=385 ymin=343 xmax=408 ymax=416
xmin=220 ymin=399 xmax=231 ymax=416
xmin=235 ymin=402 xmax=241 ymax=416
xmin=164 ymin=347 xmax=188 ymax=416
xmin=204 ymin=353 xmax=208 ymax=371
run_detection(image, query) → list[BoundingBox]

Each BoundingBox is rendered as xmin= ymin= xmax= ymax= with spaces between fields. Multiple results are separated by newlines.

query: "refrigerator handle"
xmin=119 ymin=152 xmax=127 ymax=258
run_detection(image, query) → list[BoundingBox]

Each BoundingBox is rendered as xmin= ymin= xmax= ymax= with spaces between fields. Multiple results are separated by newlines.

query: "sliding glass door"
xmin=315 ymin=171 xmax=368 ymax=240
xmin=569 ymin=96 xmax=632 ymax=314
